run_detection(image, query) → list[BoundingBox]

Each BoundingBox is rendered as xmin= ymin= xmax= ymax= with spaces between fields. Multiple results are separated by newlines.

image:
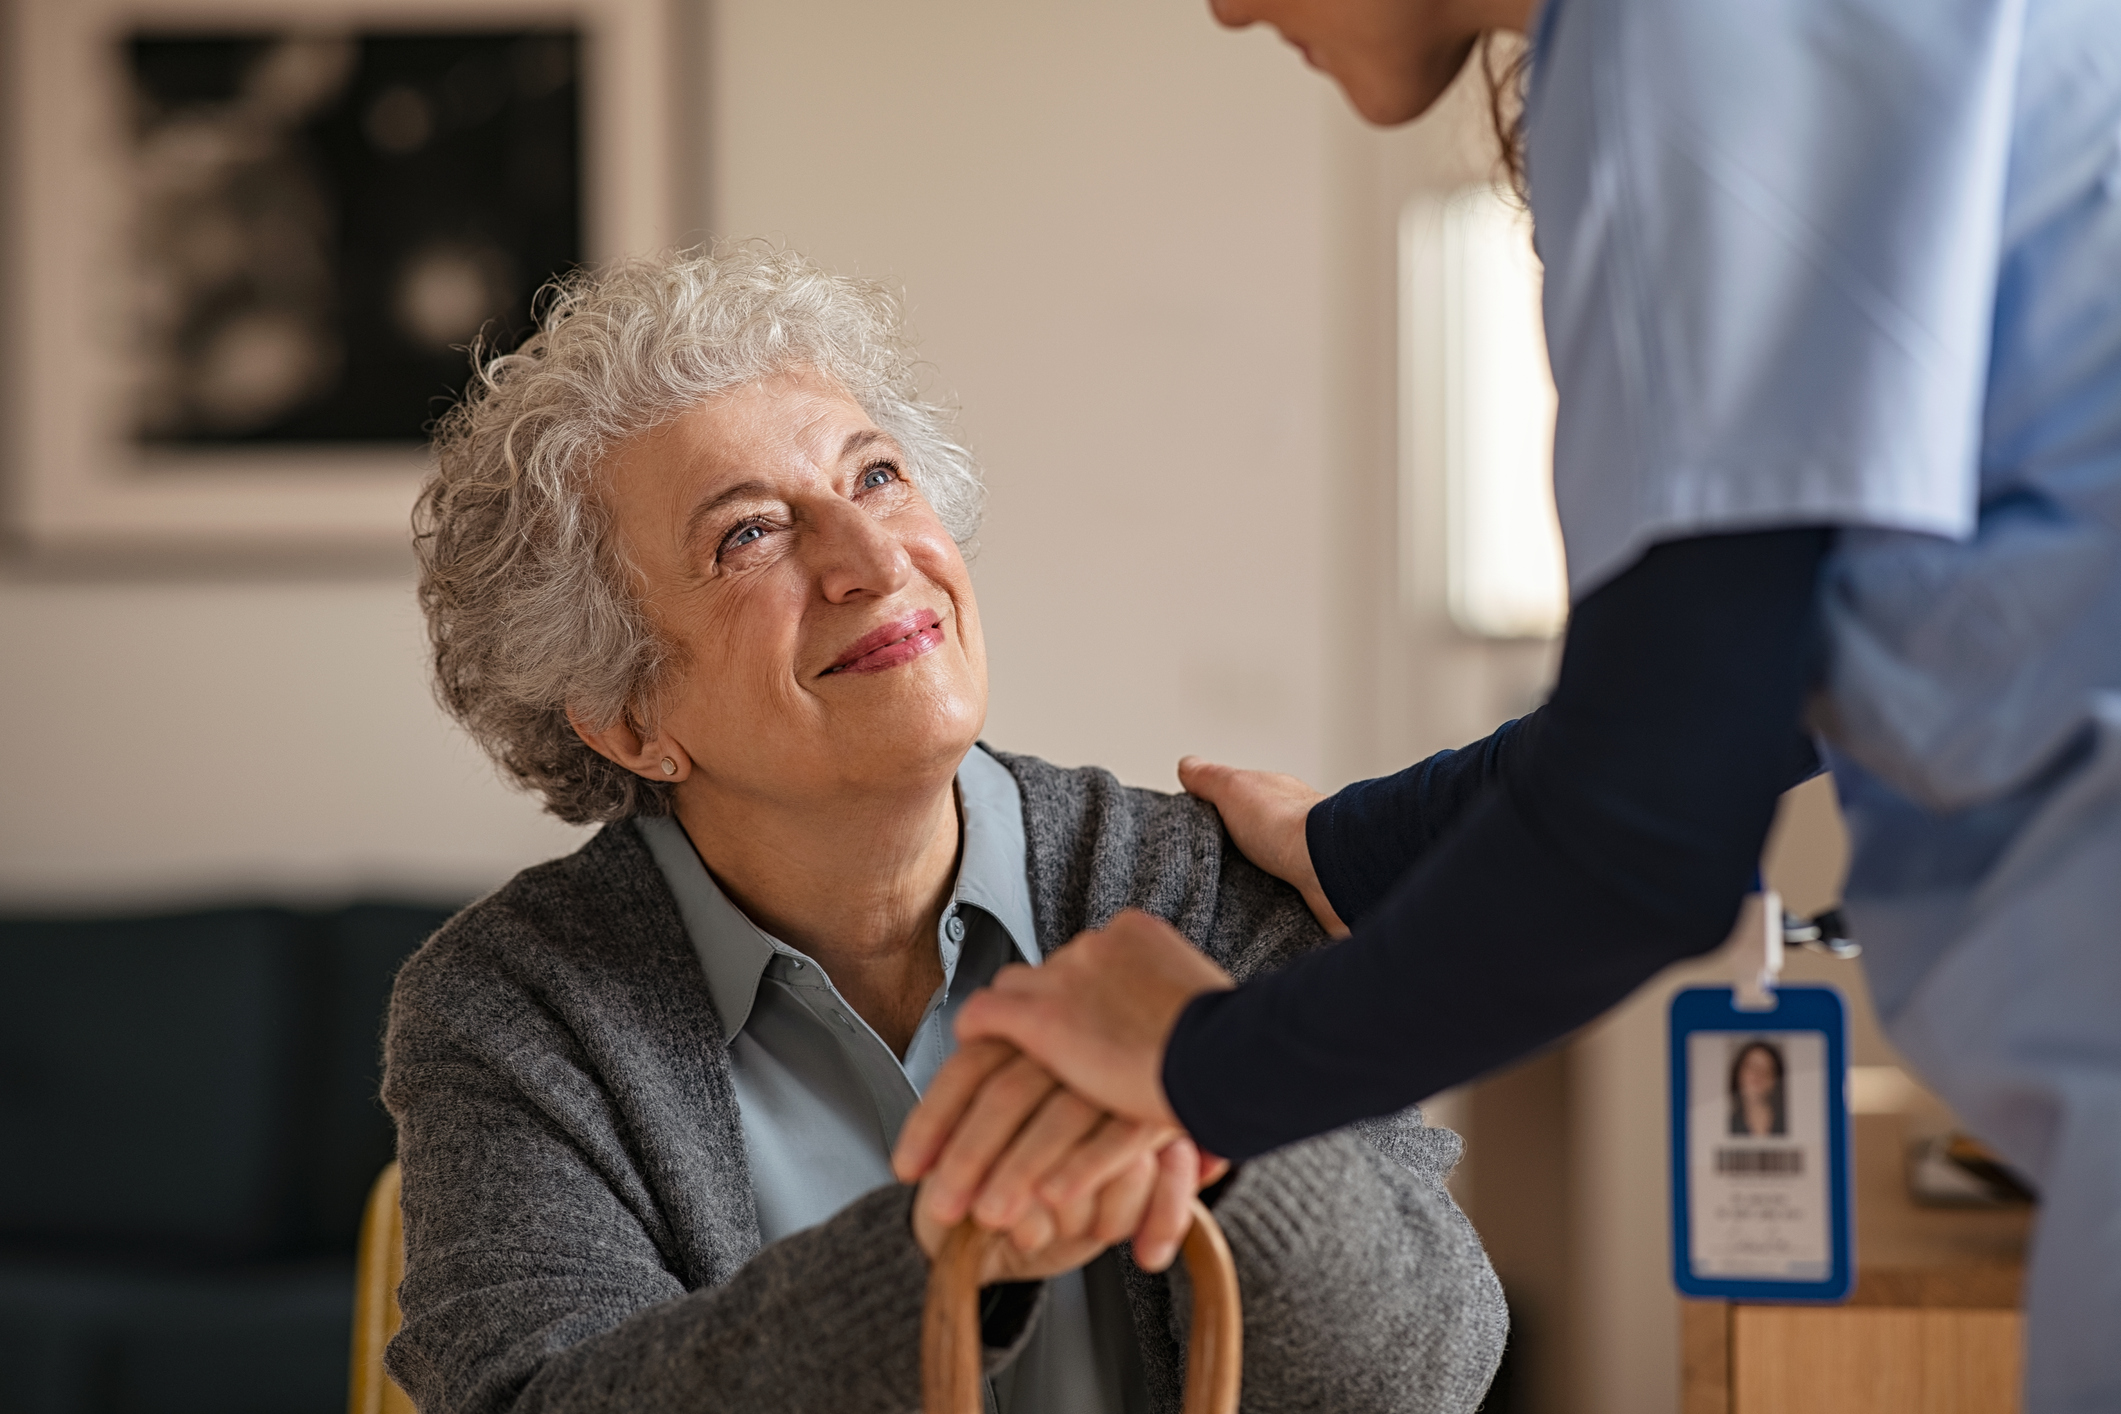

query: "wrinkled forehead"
xmin=623 ymin=368 xmax=892 ymax=492
xmin=705 ymin=367 xmax=884 ymax=463
xmin=599 ymin=368 xmax=881 ymax=500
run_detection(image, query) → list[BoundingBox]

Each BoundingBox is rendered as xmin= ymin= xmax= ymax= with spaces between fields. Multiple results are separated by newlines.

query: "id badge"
xmin=1669 ymin=984 xmax=1853 ymax=1301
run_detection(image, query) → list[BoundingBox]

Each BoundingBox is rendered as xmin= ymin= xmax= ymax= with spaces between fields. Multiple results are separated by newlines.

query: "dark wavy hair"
xmin=1480 ymin=33 xmax=1531 ymax=201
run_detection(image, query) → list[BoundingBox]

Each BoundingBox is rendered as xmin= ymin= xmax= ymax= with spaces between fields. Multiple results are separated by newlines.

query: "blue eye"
xmin=861 ymin=464 xmax=898 ymax=489
xmin=725 ymin=522 xmax=766 ymax=551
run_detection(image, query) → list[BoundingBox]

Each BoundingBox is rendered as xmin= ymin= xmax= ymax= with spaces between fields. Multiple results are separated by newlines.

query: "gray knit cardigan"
xmin=381 ymin=748 xmax=1506 ymax=1414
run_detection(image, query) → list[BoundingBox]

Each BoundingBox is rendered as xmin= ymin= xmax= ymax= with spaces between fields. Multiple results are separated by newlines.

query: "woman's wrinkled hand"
xmin=1177 ymin=756 xmax=1347 ymax=938
xmin=902 ymin=1038 xmax=1226 ymax=1274
xmin=909 ymin=1113 xmax=1206 ymax=1280
xmin=895 ymin=916 xmax=1235 ymax=1268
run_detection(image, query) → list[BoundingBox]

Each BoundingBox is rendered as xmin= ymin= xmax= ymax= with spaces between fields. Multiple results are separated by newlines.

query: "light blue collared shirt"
xmin=637 ymin=745 xmax=1147 ymax=1414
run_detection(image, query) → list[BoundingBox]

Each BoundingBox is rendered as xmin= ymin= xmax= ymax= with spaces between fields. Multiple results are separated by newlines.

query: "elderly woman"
xmin=384 ymin=245 xmax=1505 ymax=1414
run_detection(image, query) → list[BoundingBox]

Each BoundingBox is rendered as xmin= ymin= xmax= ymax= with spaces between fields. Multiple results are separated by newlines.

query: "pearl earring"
xmin=660 ymin=757 xmax=678 ymax=776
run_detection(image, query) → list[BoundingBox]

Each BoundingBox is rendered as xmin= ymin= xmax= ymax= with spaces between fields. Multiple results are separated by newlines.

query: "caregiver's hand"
xmin=1178 ymin=755 xmax=1347 ymax=938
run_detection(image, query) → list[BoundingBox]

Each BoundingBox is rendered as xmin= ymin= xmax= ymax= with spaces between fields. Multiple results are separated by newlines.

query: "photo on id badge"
xmin=1670 ymin=986 xmax=1851 ymax=1301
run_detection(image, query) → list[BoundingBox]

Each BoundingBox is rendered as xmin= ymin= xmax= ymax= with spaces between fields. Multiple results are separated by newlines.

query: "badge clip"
xmin=1730 ymin=888 xmax=1783 ymax=1012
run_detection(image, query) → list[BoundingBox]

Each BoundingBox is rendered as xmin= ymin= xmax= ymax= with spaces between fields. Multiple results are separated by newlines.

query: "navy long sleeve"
xmin=1164 ymin=528 xmax=1831 ymax=1161
xmin=1306 ymin=716 xmax=1534 ymax=927
xmin=1311 ymin=700 xmax=1821 ymax=930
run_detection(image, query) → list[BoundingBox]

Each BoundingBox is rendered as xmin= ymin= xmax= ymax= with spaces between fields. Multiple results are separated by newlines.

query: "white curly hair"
xmin=415 ymin=242 xmax=986 ymax=824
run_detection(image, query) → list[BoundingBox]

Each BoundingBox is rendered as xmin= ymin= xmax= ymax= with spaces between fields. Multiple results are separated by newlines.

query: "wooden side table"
xmin=1681 ymin=1113 xmax=2032 ymax=1414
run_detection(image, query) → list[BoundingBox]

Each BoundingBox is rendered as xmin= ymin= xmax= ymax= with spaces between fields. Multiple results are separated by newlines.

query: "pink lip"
xmin=820 ymin=610 xmax=946 ymax=677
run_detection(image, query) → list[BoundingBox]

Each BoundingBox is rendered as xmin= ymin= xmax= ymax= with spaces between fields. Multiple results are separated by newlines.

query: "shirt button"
xmin=945 ymin=915 xmax=966 ymax=944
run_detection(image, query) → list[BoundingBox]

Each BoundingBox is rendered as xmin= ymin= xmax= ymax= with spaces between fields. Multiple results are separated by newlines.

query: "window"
xmin=1402 ymin=186 xmax=1567 ymax=640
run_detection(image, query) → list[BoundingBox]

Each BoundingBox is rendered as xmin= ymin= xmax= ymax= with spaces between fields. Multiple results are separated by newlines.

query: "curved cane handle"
xmin=921 ymin=1198 xmax=1241 ymax=1414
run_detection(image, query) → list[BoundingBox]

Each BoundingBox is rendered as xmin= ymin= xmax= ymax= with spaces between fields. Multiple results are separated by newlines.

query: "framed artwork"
xmin=4 ymin=0 xmax=681 ymax=556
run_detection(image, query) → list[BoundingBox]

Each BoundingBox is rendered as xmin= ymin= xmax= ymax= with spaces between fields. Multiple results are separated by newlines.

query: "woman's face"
xmin=596 ymin=368 xmax=988 ymax=807
xmin=1737 ymin=1047 xmax=1779 ymax=1103
xmin=1207 ymin=0 xmax=1522 ymax=126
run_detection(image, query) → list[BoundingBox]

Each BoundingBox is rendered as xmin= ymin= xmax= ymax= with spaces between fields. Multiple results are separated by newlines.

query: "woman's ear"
xmin=566 ymin=707 xmax=693 ymax=783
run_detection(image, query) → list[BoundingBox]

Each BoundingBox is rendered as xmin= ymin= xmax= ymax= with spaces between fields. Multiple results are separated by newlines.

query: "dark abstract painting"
xmin=125 ymin=30 xmax=581 ymax=446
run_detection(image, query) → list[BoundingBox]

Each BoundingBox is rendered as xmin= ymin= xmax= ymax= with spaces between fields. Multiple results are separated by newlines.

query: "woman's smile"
xmin=821 ymin=608 xmax=947 ymax=677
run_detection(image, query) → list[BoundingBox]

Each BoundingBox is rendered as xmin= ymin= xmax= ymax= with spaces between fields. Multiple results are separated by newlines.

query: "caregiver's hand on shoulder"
xmin=1178 ymin=756 xmax=1348 ymax=938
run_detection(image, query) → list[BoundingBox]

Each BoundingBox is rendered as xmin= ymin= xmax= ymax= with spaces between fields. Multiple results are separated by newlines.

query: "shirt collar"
xmin=635 ymin=812 xmax=781 ymax=1037
xmin=953 ymin=744 xmax=1042 ymax=969
xmin=637 ymin=743 xmax=1040 ymax=1039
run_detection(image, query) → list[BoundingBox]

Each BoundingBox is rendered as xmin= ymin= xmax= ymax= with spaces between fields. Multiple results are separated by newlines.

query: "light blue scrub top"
xmin=636 ymin=746 xmax=1149 ymax=1414
xmin=1524 ymin=3 xmax=2120 ymax=1408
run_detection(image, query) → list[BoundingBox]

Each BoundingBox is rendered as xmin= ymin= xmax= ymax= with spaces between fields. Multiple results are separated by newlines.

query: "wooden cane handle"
xmin=1176 ymin=1201 xmax=1243 ymax=1414
xmin=921 ymin=1198 xmax=1242 ymax=1414
xmin=922 ymin=1218 xmax=1002 ymax=1414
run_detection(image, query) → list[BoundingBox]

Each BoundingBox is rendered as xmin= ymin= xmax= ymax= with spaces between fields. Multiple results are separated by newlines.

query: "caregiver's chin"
xmin=572 ymin=368 xmax=988 ymax=1058
xmin=1208 ymin=0 xmax=1538 ymax=126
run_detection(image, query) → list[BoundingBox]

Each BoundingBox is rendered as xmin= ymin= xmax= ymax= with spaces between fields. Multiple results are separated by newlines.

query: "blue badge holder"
xmin=1670 ymin=984 xmax=1853 ymax=1302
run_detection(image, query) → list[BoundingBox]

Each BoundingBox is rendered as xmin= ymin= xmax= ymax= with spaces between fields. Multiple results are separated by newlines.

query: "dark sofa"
xmin=0 ymin=903 xmax=454 ymax=1414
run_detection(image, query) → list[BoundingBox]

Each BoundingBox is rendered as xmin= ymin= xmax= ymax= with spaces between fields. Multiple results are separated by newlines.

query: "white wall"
xmin=0 ymin=576 xmax=589 ymax=908
xmin=0 ymin=0 xmax=1369 ymax=908
xmin=707 ymin=0 xmax=1349 ymax=790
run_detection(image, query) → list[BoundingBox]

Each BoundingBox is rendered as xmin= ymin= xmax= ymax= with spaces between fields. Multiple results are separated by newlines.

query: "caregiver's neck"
xmin=673 ymin=766 xmax=960 ymax=1057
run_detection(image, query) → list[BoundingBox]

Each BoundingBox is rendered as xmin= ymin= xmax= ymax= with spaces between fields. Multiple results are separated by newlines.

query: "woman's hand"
xmin=904 ymin=1040 xmax=1212 ymax=1274
xmin=910 ymin=1117 xmax=1205 ymax=1280
xmin=896 ymin=916 xmax=1235 ymax=1266
xmin=1178 ymin=756 xmax=1347 ymax=938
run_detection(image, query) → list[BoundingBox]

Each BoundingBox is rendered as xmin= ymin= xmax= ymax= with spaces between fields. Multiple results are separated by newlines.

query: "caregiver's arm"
xmin=1167 ymin=526 xmax=1831 ymax=1158
xmin=1177 ymin=715 xmax=1538 ymax=938
xmin=942 ymin=527 xmax=1829 ymax=1165
xmin=1193 ymin=664 xmax=1818 ymax=939
xmin=1301 ymin=715 xmax=1534 ymax=926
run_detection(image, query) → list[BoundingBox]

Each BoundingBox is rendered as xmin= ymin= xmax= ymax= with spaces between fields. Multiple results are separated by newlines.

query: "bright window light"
xmin=1415 ymin=186 xmax=1569 ymax=640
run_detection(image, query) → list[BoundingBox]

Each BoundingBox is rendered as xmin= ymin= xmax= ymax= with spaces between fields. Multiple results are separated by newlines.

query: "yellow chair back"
xmin=349 ymin=1162 xmax=416 ymax=1414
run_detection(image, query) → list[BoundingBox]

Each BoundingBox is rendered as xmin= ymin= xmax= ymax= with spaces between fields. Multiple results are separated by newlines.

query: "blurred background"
xmin=0 ymin=2 xmax=2005 ymax=1413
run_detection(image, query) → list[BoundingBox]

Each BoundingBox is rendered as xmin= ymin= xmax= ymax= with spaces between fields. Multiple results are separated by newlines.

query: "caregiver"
xmin=898 ymin=1 xmax=2121 ymax=1409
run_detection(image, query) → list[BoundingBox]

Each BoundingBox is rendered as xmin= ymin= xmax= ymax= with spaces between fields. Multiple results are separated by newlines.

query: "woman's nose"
xmin=813 ymin=502 xmax=915 ymax=603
